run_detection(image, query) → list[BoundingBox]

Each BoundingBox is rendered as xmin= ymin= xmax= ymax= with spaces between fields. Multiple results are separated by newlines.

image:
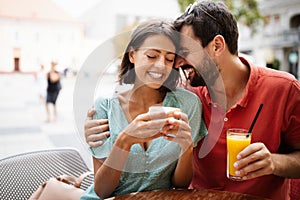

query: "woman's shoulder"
xmin=94 ymin=96 xmax=118 ymax=109
xmin=172 ymin=87 xmax=200 ymax=102
xmin=164 ymin=87 xmax=201 ymax=112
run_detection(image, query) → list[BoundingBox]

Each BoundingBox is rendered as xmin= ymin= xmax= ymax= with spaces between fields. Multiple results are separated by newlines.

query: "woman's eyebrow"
xmin=146 ymin=48 xmax=176 ymax=55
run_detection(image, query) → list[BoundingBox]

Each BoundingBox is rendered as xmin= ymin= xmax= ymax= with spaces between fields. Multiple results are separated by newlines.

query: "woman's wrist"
xmin=115 ymin=132 xmax=133 ymax=151
xmin=179 ymin=136 xmax=193 ymax=150
xmin=180 ymin=140 xmax=193 ymax=155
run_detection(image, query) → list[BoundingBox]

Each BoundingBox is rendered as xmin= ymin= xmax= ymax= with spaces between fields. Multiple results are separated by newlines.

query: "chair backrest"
xmin=0 ymin=148 xmax=94 ymax=200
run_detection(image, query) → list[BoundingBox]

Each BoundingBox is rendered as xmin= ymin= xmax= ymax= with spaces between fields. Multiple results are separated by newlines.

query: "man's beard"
xmin=182 ymin=63 xmax=219 ymax=87
xmin=190 ymin=67 xmax=206 ymax=87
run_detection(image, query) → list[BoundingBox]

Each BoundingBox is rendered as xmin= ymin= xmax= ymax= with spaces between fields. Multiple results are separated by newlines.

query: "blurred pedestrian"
xmin=45 ymin=61 xmax=62 ymax=122
xmin=36 ymin=64 xmax=47 ymax=103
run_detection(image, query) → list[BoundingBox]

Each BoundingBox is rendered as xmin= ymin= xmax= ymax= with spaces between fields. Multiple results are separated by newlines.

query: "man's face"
xmin=175 ymin=25 xmax=219 ymax=87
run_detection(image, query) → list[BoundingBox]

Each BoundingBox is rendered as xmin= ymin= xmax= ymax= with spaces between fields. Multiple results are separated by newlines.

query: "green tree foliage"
xmin=178 ymin=0 xmax=195 ymax=12
xmin=177 ymin=0 xmax=263 ymax=33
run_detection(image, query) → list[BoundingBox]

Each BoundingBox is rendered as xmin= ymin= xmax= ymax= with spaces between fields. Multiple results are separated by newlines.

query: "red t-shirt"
xmin=190 ymin=57 xmax=300 ymax=200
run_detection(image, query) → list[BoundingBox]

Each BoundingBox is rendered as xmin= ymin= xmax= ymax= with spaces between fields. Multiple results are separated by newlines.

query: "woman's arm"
xmin=93 ymin=134 xmax=131 ymax=199
xmin=172 ymin=143 xmax=193 ymax=187
xmin=93 ymin=112 xmax=168 ymax=199
xmin=163 ymin=112 xmax=194 ymax=188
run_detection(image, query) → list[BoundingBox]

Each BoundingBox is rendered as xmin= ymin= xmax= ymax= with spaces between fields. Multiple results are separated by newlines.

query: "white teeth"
xmin=148 ymin=72 xmax=163 ymax=79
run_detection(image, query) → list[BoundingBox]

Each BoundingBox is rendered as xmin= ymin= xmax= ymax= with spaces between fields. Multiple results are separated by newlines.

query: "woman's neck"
xmin=130 ymin=85 xmax=164 ymax=108
xmin=118 ymin=85 xmax=165 ymax=122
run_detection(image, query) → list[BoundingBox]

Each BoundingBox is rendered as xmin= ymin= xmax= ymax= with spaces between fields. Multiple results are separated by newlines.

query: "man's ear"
xmin=212 ymin=35 xmax=225 ymax=55
xmin=128 ymin=48 xmax=135 ymax=63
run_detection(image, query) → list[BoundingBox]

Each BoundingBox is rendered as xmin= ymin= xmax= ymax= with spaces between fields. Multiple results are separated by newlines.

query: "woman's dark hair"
xmin=118 ymin=19 xmax=180 ymax=92
xmin=174 ymin=1 xmax=239 ymax=55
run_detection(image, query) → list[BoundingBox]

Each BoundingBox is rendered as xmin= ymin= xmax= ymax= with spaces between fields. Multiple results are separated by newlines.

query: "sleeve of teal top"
xmin=185 ymin=91 xmax=207 ymax=147
xmin=164 ymin=88 xmax=207 ymax=147
xmin=89 ymin=96 xmax=112 ymax=159
xmin=93 ymin=96 xmax=109 ymax=117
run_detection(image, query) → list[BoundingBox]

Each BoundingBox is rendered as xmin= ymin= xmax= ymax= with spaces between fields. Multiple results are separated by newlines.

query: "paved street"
xmin=0 ymin=73 xmax=118 ymax=169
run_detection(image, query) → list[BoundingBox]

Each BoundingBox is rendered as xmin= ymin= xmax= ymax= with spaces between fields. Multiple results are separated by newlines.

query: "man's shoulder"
xmin=254 ymin=66 xmax=300 ymax=92
xmin=257 ymin=66 xmax=296 ymax=81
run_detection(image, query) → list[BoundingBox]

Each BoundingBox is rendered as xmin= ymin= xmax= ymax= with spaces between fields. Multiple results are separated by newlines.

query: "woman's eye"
xmin=166 ymin=58 xmax=174 ymax=62
xmin=166 ymin=56 xmax=175 ymax=62
xmin=147 ymin=55 xmax=156 ymax=59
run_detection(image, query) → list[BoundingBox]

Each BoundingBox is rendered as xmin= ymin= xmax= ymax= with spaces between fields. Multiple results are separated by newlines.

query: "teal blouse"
xmin=80 ymin=87 xmax=207 ymax=200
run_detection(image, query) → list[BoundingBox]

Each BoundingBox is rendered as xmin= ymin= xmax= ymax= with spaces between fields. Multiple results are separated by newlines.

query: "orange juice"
xmin=226 ymin=129 xmax=251 ymax=180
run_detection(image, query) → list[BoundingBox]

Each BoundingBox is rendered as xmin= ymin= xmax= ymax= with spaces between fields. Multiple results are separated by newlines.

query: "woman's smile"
xmin=147 ymin=71 xmax=164 ymax=79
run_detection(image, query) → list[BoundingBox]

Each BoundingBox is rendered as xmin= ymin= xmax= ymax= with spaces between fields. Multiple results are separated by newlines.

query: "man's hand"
xmin=84 ymin=109 xmax=110 ymax=147
xmin=234 ymin=142 xmax=275 ymax=180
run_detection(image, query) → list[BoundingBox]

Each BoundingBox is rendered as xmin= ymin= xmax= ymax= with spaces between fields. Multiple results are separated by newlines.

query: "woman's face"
xmin=129 ymin=34 xmax=176 ymax=89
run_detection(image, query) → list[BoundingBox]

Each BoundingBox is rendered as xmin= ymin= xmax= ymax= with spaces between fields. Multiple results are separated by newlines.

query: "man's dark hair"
xmin=174 ymin=0 xmax=239 ymax=55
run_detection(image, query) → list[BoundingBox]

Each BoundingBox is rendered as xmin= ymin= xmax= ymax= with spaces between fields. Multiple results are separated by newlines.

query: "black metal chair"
xmin=0 ymin=148 xmax=94 ymax=200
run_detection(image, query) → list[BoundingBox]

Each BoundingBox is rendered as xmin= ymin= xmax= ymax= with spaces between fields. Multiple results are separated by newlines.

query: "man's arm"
xmin=271 ymin=143 xmax=300 ymax=178
xmin=236 ymin=80 xmax=300 ymax=180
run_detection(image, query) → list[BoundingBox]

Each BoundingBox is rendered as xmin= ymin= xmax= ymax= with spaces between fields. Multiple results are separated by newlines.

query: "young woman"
xmin=80 ymin=19 xmax=206 ymax=200
xmin=45 ymin=61 xmax=61 ymax=122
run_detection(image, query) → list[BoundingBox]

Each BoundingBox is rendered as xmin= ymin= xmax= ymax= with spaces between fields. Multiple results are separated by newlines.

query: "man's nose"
xmin=174 ymin=55 xmax=186 ymax=69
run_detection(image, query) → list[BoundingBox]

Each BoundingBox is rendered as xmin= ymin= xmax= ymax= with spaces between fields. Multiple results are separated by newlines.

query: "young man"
xmin=84 ymin=1 xmax=300 ymax=199
xmin=173 ymin=1 xmax=300 ymax=199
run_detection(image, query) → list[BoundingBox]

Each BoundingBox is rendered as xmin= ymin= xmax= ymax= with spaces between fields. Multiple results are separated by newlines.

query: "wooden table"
xmin=105 ymin=189 xmax=268 ymax=200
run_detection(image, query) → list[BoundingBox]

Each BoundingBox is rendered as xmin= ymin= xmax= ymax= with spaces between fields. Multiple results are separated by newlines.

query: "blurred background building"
xmin=1 ymin=0 xmax=299 ymax=79
xmin=240 ymin=0 xmax=300 ymax=79
xmin=0 ymin=0 xmax=84 ymax=73
xmin=0 ymin=0 xmax=179 ymax=74
xmin=260 ymin=0 xmax=300 ymax=79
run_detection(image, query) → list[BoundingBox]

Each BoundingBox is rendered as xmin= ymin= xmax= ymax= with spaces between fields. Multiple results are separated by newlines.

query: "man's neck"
xmin=210 ymin=56 xmax=250 ymax=111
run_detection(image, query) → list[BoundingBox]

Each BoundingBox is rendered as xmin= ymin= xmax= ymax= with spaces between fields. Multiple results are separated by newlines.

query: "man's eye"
xmin=179 ymin=50 xmax=189 ymax=57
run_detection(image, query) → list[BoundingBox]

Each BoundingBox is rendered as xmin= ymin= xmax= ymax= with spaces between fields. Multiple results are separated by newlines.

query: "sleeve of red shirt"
xmin=283 ymin=79 xmax=300 ymax=146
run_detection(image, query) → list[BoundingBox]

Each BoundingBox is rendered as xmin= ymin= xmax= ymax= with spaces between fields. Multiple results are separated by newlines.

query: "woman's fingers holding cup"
xmin=172 ymin=111 xmax=188 ymax=122
xmin=167 ymin=116 xmax=190 ymax=131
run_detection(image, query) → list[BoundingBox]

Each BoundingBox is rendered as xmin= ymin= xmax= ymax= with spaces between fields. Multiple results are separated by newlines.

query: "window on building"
xmin=290 ymin=15 xmax=300 ymax=28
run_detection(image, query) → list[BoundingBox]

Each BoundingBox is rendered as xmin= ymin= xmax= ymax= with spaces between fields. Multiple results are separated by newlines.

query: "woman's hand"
xmin=161 ymin=111 xmax=193 ymax=151
xmin=160 ymin=110 xmax=193 ymax=188
xmin=84 ymin=109 xmax=110 ymax=147
xmin=119 ymin=110 xmax=170 ymax=148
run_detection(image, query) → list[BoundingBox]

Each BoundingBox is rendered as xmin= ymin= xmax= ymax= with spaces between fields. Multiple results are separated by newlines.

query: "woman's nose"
xmin=155 ymin=56 xmax=167 ymax=68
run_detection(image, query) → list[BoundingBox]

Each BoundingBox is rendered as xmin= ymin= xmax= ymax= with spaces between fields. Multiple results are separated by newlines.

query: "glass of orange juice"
xmin=226 ymin=128 xmax=251 ymax=181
